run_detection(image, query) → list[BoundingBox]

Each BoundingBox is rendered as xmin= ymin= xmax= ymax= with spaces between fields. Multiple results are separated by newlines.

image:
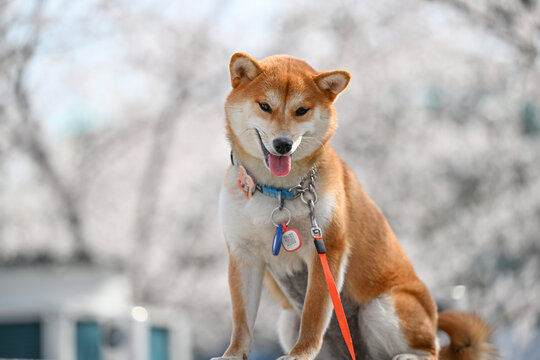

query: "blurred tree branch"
xmin=4 ymin=0 xmax=89 ymax=260
xmin=130 ymin=0 xmax=227 ymax=301
xmin=432 ymin=0 xmax=540 ymax=65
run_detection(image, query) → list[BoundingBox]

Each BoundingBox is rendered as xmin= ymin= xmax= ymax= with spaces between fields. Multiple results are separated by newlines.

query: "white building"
xmin=0 ymin=263 xmax=192 ymax=360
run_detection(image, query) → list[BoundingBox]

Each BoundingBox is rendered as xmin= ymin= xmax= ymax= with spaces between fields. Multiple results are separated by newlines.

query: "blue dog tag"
xmin=272 ymin=224 xmax=283 ymax=256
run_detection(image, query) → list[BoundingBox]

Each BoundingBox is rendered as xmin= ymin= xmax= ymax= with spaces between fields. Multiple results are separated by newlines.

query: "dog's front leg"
xmin=279 ymin=249 xmax=346 ymax=360
xmin=212 ymin=245 xmax=265 ymax=360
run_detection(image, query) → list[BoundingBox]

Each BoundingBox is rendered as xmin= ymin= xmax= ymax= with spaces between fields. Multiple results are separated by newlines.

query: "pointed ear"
xmin=229 ymin=52 xmax=262 ymax=88
xmin=313 ymin=70 xmax=351 ymax=101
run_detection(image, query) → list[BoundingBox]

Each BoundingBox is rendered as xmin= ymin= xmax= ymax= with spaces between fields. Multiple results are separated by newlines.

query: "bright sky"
xmin=25 ymin=0 xmax=284 ymax=138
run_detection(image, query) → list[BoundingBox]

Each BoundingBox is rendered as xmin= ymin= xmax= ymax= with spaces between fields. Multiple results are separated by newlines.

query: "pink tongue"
xmin=268 ymin=154 xmax=291 ymax=177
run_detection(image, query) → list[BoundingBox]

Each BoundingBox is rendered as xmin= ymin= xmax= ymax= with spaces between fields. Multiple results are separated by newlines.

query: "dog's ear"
xmin=313 ymin=70 xmax=351 ymax=101
xmin=229 ymin=52 xmax=262 ymax=88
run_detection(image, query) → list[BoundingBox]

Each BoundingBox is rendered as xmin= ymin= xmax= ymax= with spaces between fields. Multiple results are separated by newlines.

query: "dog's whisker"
xmin=238 ymin=128 xmax=256 ymax=140
xmin=298 ymin=137 xmax=328 ymax=154
xmin=301 ymin=136 xmax=326 ymax=148
xmin=254 ymin=127 xmax=268 ymax=137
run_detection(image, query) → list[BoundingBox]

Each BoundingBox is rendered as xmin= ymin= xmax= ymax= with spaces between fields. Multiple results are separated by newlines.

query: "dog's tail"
xmin=438 ymin=311 xmax=498 ymax=360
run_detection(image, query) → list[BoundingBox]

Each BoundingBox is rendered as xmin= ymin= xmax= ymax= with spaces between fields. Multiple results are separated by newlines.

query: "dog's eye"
xmin=258 ymin=102 xmax=272 ymax=114
xmin=295 ymin=107 xmax=309 ymax=116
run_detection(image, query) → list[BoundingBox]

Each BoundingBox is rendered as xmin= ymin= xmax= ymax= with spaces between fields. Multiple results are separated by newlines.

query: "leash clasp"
xmin=311 ymin=224 xmax=323 ymax=239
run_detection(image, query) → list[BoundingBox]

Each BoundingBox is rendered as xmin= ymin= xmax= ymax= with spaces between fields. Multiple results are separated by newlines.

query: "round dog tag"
xmin=282 ymin=225 xmax=302 ymax=252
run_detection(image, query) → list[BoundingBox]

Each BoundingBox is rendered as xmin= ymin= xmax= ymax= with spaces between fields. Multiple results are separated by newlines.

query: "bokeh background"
xmin=1 ymin=0 xmax=540 ymax=359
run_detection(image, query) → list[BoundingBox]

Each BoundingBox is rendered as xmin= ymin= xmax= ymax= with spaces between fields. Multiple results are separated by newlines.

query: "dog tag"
xmin=272 ymin=224 xmax=283 ymax=256
xmin=282 ymin=224 xmax=302 ymax=252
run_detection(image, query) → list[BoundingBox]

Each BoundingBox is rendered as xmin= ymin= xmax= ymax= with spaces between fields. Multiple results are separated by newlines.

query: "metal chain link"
xmin=269 ymin=167 xmax=321 ymax=236
xmin=289 ymin=167 xmax=322 ymax=238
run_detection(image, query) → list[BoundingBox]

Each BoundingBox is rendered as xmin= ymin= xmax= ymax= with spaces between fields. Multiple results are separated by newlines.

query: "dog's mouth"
xmin=255 ymin=130 xmax=292 ymax=177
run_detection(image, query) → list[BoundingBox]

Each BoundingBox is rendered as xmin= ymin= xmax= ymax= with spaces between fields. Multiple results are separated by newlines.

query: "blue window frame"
xmin=76 ymin=321 xmax=101 ymax=360
xmin=150 ymin=326 xmax=169 ymax=360
xmin=0 ymin=321 xmax=42 ymax=359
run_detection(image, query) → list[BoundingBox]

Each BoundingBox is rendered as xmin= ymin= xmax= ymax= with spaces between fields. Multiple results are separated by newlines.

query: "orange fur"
xmin=392 ymin=283 xmax=438 ymax=355
xmin=224 ymin=245 xmax=251 ymax=359
xmin=438 ymin=311 xmax=498 ymax=360
xmin=217 ymin=53 xmax=497 ymax=360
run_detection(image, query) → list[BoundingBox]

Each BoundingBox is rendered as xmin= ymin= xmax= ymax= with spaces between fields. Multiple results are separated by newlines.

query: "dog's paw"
xmin=210 ymin=356 xmax=246 ymax=360
xmin=276 ymin=356 xmax=311 ymax=360
xmin=392 ymin=354 xmax=429 ymax=360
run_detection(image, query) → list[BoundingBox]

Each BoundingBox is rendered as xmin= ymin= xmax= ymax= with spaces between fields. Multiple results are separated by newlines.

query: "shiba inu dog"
xmin=213 ymin=52 xmax=496 ymax=360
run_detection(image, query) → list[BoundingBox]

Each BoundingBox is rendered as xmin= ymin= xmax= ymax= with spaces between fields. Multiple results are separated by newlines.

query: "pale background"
xmin=1 ymin=0 xmax=540 ymax=359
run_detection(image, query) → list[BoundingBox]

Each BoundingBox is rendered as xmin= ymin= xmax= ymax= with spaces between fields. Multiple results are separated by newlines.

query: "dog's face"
xmin=225 ymin=53 xmax=350 ymax=177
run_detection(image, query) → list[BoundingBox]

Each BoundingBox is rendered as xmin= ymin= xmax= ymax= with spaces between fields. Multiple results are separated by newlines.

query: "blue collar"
xmin=258 ymin=185 xmax=295 ymax=200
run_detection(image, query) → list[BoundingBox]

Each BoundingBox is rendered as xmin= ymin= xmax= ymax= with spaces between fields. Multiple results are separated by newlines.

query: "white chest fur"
xmin=219 ymin=167 xmax=336 ymax=278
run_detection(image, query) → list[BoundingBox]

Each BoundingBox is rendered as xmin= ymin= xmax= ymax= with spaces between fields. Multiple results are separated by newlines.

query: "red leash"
xmin=313 ymin=236 xmax=356 ymax=360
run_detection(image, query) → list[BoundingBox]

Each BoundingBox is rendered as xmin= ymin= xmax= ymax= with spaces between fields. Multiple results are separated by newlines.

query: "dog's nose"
xmin=273 ymin=138 xmax=293 ymax=155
